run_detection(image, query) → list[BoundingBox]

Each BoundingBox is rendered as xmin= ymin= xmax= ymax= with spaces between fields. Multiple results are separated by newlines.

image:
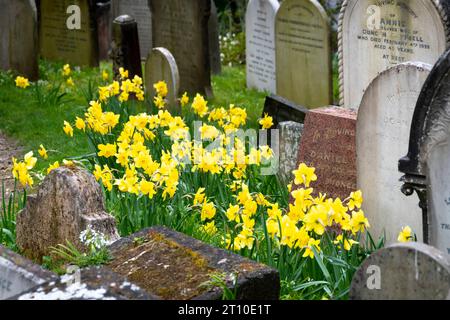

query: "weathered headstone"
xmin=15 ymin=267 xmax=153 ymax=300
xmin=111 ymin=0 xmax=152 ymax=60
xmin=209 ymin=0 xmax=222 ymax=75
xmin=262 ymin=95 xmax=309 ymax=129
xmin=400 ymin=48 xmax=450 ymax=257
xmin=358 ymin=62 xmax=431 ymax=244
xmin=245 ymin=0 xmax=279 ymax=93
xmin=338 ymin=0 xmax=450 ymax=109
xmin=111 ymin=15 xmax=143 ymax=80
xmin=16 ymin=167 xmax=120 ymax=262
xmin=149 ymin=0 xmax=213 ymax=97
xmin=296 ymin=106 xmax=357 ymax=199
xmin=0 ymin=0 xmax=39 ymax=80
xmin=0 ymin=245 xmax=57 ymax=300
xmin=39 ymin=0 xmax=99 ymax=67
xmin=275 ymin=0 xmax=332 ymax=109
xmin=350 ymin=243 xmax=450 ymax=300
xmin=278 ymin=121 xmax=304 ymax=183
xmin=107 ymin=226 xmax=280 ymax=300
xmin=145 ymin=47 xmax=180 ymax=114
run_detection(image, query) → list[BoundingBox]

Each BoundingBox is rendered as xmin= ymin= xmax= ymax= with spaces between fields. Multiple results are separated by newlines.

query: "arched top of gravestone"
xmin=147 ymin=47 xmax=180 ymax=91
xmin=350 ymin=242 xmax=450 ymax=300
xmin=277 ymin=0 xmax=329 ymax=25
xmin=399 ymin=48 xmax=450 ymax=177
xmin=338 ymin=0 xmax=450 ymax=108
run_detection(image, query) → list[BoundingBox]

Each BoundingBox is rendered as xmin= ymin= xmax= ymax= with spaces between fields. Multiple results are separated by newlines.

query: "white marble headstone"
xmin=357 ymin=62 xmax=431 ymax=244
xmin=245 ymin=0 xmax=280 ymax=93
xmin=112 ymin=0 xmax=152 ymax=60
xmin=339 ymin=0 xmax=448 ymax=110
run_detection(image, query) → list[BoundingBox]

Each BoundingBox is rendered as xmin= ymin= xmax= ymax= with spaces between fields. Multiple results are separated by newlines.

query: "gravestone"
xmin=111 ymin=15 xmax=143 ymax=80
xmin=145 ymin=47 xmax=180 ymax=114
xmin=296 ymin=106 xmax=357 ymax=199
xmin=209 ymin=0 xmax=221 ymax=75
xmin=16 ymin=166 xmax=120 ymax=262
xmin=96 ymin=1 xmax=112 ymax=60
xmin=39 ymin=0 xmax=99 ymax=67
xmin=350 ymin=243 xmax=450 ymax=300
xmin=0 ymin=0 xmax=39 ymax=80
xmin=275 ymin=0 xmax=332 ymax=109
xmin=262 ymin=95 xmax=309 ymax=129
xmin=111 ymin=0 xmax=152 ymax=60
xmin=400 ymin=48 xmax=450 ymax=257
xmin=339 ymin=0 xmax=450 ymax=109
xmin=358 ymin=62 xmax=431 ymax=244
xmin=0 ymin=245 xmax=56 ymax=300
xmin=107 ymin=226 xmax=280 ymax=300
xmin=149 ymin=0 xmax=213 ymax=97
xmin=278 ymin=121 xmax=304 ymax=183
xmin=245 ymin=0 xmax=280 ymax=93
xmin=15 ymin=267 xmax=153 ymax=300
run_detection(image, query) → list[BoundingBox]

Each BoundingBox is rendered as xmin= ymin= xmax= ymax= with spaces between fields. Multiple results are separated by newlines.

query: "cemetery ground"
xmin=0 ymin=60 xmax=376 ymax=301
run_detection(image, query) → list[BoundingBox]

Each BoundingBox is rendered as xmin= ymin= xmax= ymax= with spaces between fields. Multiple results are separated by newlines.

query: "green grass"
xmin=0 ymin=62 xmax=266 ymax=172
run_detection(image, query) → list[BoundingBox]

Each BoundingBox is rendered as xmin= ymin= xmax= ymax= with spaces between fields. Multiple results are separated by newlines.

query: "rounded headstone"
xmin=275 ymin=0 xmax=332 ymax=109
xmin=350 ymin=243 xmax=450 ymax=300
xmin=357 ymin=62 xmax=431 ymax=244
xmin=145 ymin=47 xmax=180 ymax=114
xmin=245 ymin=0 xmax=279 ymax=94
xmin=339 ymin=0 xmax=449 ymax=109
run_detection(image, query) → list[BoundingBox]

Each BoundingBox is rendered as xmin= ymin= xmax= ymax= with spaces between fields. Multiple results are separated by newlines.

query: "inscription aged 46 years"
xmin=339 ymin=0 xmax=448 ymax=109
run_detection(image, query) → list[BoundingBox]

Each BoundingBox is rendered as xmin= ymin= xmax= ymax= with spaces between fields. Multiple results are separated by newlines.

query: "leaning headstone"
xmin=350 ymin=243 xmax=450 ymax=300
xmin=399 ymin=48 xmax=450 ymax=257
xmin=111 ymin=0 xmax=152 ymax=60
xmin=296 ymin=106 xmax=357 ymax=199
xmin=278 ymin=121 xmax=304 ymax=183
xmin=339 ymin=0 xmax=450 ymax=109
xmin=275 ymin=0 xmax=332 ymax=109
xmin=0 ymin=245 xmax=56 ymax=300
xmin=0 ymin=0 xmax=39 ymax=80
xmin=245 ymin=0 xmax=280 ymax=93
xmin=111 ymin=15 xmax=143 ymax=80
xmin=16 ymin=166 xmax=120 ymax=262
xmin=39 ymin=0 xmax=99 ymax=67
xmin=149 ymin=0 xmax=213 ymax=97
xmin=262 ymin=95 xmax=309 ymax=129
xmin=209 ymin=0 xmax=221 ymax=75
xmin=14 ymin=267 xmax=154 ymax=300
xmin=358 ymin=62 xmax=431 ymax=244
xmin=107 ymin=226 xmax=280 ymax=300
xmin=145 ymin=47 xmax=180 ymax=114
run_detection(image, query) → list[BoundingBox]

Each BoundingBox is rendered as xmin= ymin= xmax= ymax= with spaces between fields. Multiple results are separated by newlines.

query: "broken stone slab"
xmin=278 ymin=121 xmax=304 ymax=183
xmin=16 ymin=166 xmax=120 ymax=262
xmin=13 ymin=267 xmax=154 ymax=300
xmin=350 ymin=242 xmax=450 ymax=300
xmin=107 ymin=226 xmax=280 ymax=300
xmin=0 ymin=245 xmax=57 ymax=300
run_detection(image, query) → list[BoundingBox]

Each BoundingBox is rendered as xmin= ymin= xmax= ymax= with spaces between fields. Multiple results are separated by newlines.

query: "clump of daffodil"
xmin=12 ymin=152 xmax=37 ymax=187
xmin=15 ymin=76 xmax=30 ymax=89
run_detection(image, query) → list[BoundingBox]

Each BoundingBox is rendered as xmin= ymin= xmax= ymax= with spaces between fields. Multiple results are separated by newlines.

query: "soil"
xmin=0 ymin=132 xmax=22 ymax=208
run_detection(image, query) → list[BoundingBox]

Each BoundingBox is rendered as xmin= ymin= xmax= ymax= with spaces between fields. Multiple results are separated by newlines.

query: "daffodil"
xmin=63 ymin=121 xmax=74 ymax=137
xmin=98 ymin=143 xmax=117 ymax=158
xmin=350 ymin=210 xmax=370 ymax=234
xmin=193 ymin=187 xmax=206 ymax=205
xmin=348 ymin=190 xmax=363 ymax=210
xmin=398 ymin=226 xmax=415 ymax=243
xmin=47 ymin=161 xmax=60 ymax=174
xmin=259 ymin=113 xmax=274 ymax=129
xmin=15 ymin=76 xmax=30 ymax=89
xmin=62 ymin=64 xmax=71 ymax=77
xmin=293 ymin=163 xmax=317 ymax=187
xmin=38 ymin=145 xmax=48 ymax=159
xmin=153 ymin=81 xmax=168 ymax=98
xmin=119 ymin=67 xmax=128 ymax=79
xmin=201 ymin=201 xmax=216 ymax=221
xmin=180 ymin=92 xmax=189 ymax=107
